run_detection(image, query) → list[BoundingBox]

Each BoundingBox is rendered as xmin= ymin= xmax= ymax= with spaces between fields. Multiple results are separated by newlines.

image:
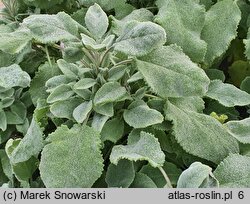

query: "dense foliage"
xmin=0 ymin=0 xmax=250 ymax=188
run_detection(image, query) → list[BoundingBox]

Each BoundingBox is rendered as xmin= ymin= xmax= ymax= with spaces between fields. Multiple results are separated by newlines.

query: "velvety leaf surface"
xmin=201 ymin=0 xmax=241 ymax=66
xmin=29 ymin=62 xmax=61 ymax=105
xmin=0 ymin=30 xmax=32 ymax=54
xmin=94 ymin=82 xmax=128 ymax=106
xmin=10 ymin=118 xmax=44 ymax=164
xmin=22 ymin=12 xmax=79 ymax=43
xmin=206 ymin=80 xmax=250 ymax=107
xmin=155 ymin=0 xmax=207 ymax=63
xmin=177 ymin=162 xmax=219 ymax=188
xmin=225 ymin=118 xmax=250 ymax=144
xmin=165 ymin=101 xmax=239 ymax=164
xmin=39 ymin=125 xmax=103 ymax=187
xmin=0 ymin=64 xmax=31 ymax=89
xmin=110 ymin=131 xmax=165 ymax=168
xmin=123 ymin=101 xmax=164 ymax=128
xmin=214 ymin=154 xmax=250 ymax=187
xmin=114 ymin=21 xmax=166 ymax=56
xmin=85 ymin=3 xmax=108 ymax=39
xmin=137 ymin=45 xmax=210 ymax=98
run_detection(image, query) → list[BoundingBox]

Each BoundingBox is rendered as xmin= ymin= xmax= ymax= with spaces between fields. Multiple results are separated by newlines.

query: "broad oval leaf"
xmin=0 ymin=64 xmax=31 ymax=89
xmin=114 ymin=21 xmax=166 ymax=56
xmin=225 ymin=118 xmax=250 ymax=144
xmin=137 ymin=45 xmax=210 ymax=98
xmin=155 ymin=0 xmax=207 ymax=63
xmin=47 ymin=84 xmax=74 ymax=104
xmin=85 ymin=3 xmax=109 ymax=39
xmin=10 ymin=118 xmax=44 ymax=164
xmin=177 ymin=162 xmax=219 ymax=188
xmin=73 ymin=78 xmax=97 ymax=90
xmin=214 ymin=154 xmax=250 ymax=187
xmin=39 ymin=124 xmax=104 ymax=187
xmin=22 ymin=12 xmax=79 ymax=43
xmin=0 ymin=30 xmax=32 ymax=54
xmin=165 ymin=101 xmax=239 ymax=164
xmin=50 ymin=98 xmax=82 ymax=119
xmin=110 ymin=131 xmax=165 ymax=168
xmin=201 ymin=0 xmax=241 ymax=67
xmin=73 ymin=101 xmax=93 ymax=123
xmin=123 ymin=101 xmax=164 ymax=128
xmin=57 ymin=59 xmax=79 ymax=79
xmin=94 ymin=82 xmax=128 ymax=106
xmin=206 ymin=80 xmax=250 ymax=107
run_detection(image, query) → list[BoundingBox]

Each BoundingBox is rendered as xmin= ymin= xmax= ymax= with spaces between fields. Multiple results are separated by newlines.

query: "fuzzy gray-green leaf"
xmin=155 ymin=0 xmax=207 ymax=63
xmin=123 ymin=101 xmax=164 ymax=128
xmin=0 ymin=64 xmax=31 ymax=89
xmin=137 ymin=45 xmax=210 ymax=98
xmin=94 ymin=82 xmax=128 ymax=106
xmin=85 ymin=3 xmax=108 ymax=39
xmin=165 ymin=101 xmax=239 ymax=164
xmin=177 ymin=162 xmax=219 ymax=188
xmin=39 ymin=124 xmax=104 ymax=187
xmin=201 ymin=0 xmax=241 ymax=66
xmin=225 ymin=118 xmax=250 ymax=144
xmin=214 ymin=154 xmax=250 ymax=187
xmin=110 ymin=131 xmax=165 ymax=168
xmin=114 ymin=21 xmax=166 ymax=56
xmin=206 ymin=80 xmax=250 ymax=107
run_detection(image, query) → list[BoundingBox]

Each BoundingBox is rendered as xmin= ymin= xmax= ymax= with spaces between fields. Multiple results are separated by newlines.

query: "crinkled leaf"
xmin=94 ymin=82 xmax=128 ymax=106
xmin=214 ymin=154 xmax=250 ymax=187
xmin=0 ymin=64 xmax=31 ymax=89
xmin=123 ymin=101 xmax=164 ymax=128
xmin=164 ymin=101 xmax=239 ymax=164
xmin=110 ymin=131 xmax=165 ymax=168
xmin=206 ymin=80 xmax=250 ymax=107
xmin=85 ymin=3 xmax=108 ymax=39
xmin=10 ymin=118 xmax=44 ymax=164
xmin=155 ymin=0 xmax=207 ymax=63
xmin=137 ymin=45 xmax=210 ymax=98
xmin=177 ymin=162 xmax=219 ymax=188
xmin=101 ymin=118 xmax=124 ymax=143
xmin=114 ymin=21 xmax=166 ymax=56
xmin=39 ymin=124 xmax=104 ymax=188
xmin=47 ymin=84 xmax=74 ymax=104
xmin=201 ymin=0 xmax=241 ymax=66
xmin=22 ymin=12 xmax=79 ymax=43
xmin=106 ymin=160 xmax=135 ymax=188
xmin=0 ymin=30 xmax=32 ymax=54
xmin=73 ymin=101 xmax=93 ymax=123
xmin=225 ymin=118 xmax=250 ymax=144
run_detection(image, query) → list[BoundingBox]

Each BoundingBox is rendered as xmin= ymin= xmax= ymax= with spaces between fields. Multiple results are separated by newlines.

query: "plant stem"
xmin=113 ymin=59 xmax=134 ymax=68
xmin=45 ymin=45 xmax=52 ymax=67
xmin=100 ymin=46 xmax=113 ymax=67
xmin=144 ymin=94 xmax=162 ymax=100
xmin=158 ymin=166 xmax=173 ymax=188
